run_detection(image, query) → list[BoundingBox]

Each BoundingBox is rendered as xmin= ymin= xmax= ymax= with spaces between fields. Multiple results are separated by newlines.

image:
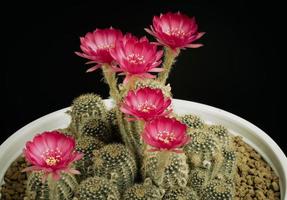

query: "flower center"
xmin=127 ymin=54 xmax=145 ymax=64
xmin=45 ymin=156 xmax=60 ymax=166
xmin=42 ymin=148 xmax=62 ymax=166
xmin=137 ymin=101 xmax=156 ymax=112
xmin=156 ymin=130 xmax=176 ymax=144
xmin=165 ymin=28 xmax=186 ymax=38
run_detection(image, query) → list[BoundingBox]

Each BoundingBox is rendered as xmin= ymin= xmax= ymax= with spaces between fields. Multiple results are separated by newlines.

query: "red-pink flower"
xmin=142 ymin=117 xmax=190 ymax=151
xmin=145 ymin=12 xmax=205 ymax=50
xmin=121 ymin=87 xmax=172 ymax=121
xmin=110 ymin=34 xmax=164 ymax=84
xmin=23 ymin=131 xmax=83 ymax=181
xmin=75 ymin=27 xmax=123 ymax=72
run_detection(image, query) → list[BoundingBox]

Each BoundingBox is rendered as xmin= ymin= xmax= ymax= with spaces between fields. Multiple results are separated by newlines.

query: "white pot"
xmin=1 ymin=99 xmax=286 ymax=199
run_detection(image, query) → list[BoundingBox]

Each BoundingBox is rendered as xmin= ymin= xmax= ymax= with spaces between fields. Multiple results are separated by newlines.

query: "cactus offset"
xmin=68 ymin=93 xmax=107 ymax=135
xmin=25 ymin=171 xmax=78 ymax=200
xmin=75 ymin=136 xmax=105 ymax=180
xmin=162 ymin=186 xmax=199 ymax=200
xmin=106 ymin=107 xmax=122 ymax=142
xmin=180 ymin=114 xmax=204 ymax=129
xmin=92 ymin=144 xmax=137 ymax=192
xmin=142 ymin=151 xmax=189 ymax=189
xmin=74 ymin=176 xmax=120 ymax=200
xmin=201 ymin=180 xmax=233 ymax=200
xmin=79 ymin=117 xmax=111 ymax=142
xmin=122 ymin=178 xmax=165 ymax=200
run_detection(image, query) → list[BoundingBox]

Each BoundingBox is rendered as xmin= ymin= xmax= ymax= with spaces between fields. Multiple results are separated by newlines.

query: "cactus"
xmin=92 ymin=144 xmax=137 ymax=192
xmin=106 ymin=107 xmax=122 ymax=142
xmin=201 ymin=180 xmax=233 ymax=200
xmin=68 ymin=93 xmax=107 ymax=135
xmin=79 ymin=117 xmax=112 ymax=142
xmin=180 ymin=114 xmax=237 ymax=199
xmin=75 ymin=136 xmax=105 ymax=180
xmin=187 ymin=168 xmax=209 ymax=191
xmin=25 ymin=171 xmax=78 ymax=200
xmin=142 ymin=151 xmax=189 ymax=189
xmin=122 ymin=178 xmax=165 ymax=200
xmin=162 ymin=186 xmax=199 ymax=200
xmin=180 ymin=114 xmax=204 ymax=129
xmin=74 ymin=176 xmax=120 ymax=200
xmin=184 ymin=129 xmax=224 ymax=179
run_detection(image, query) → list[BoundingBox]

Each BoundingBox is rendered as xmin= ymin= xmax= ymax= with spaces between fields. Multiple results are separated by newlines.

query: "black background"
xmin=3 ymin=1 xmax=285 ymax=154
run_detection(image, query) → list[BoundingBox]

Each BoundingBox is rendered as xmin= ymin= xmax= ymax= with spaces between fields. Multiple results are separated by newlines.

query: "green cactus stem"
xmin=180 ymin=114 xmax=204 ymax=129
xmin=92 ymin=144 xmax=137 ymax=192
xmin=79 ymin=117 xmax=111 ymax=142
xmin=157 ymin=47 xmax=179 ymax=84
xmin=162 ymin=186 xmax=199 ymax=200
xmin=75 ymin=136 xmax=105 ymax=180
xmin=25 ymin=171 xmax=78 ymax=200
xmin=142 ymin=151 xmax=189 ymax=189
xmin=201 ymin=180 xmax=233 ymax=200
xmin=68 ymin=93 xmax=107 ymax=136
xmin=122 ymin=178 xmax=165 ymax=200
xmin=74 ymin=176 xmax=120 ymax=200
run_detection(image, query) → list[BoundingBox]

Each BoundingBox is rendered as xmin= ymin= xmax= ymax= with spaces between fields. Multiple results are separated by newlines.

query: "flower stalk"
xmin=157 ymin=47 xmax=178 ymax=84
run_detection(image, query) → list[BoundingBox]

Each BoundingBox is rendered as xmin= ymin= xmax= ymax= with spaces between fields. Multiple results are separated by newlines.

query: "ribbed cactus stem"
xmin=157 ymin=47 xmax=179 ymax=84
xmin=102 ymin=64 xmax=120 ymax=102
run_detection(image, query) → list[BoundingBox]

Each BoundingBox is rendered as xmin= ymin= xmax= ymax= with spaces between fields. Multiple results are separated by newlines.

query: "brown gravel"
xmin=0 ymin=155 xmax=28 ymax=200
xmin=234 ymin=136 xmax=280 ymax=200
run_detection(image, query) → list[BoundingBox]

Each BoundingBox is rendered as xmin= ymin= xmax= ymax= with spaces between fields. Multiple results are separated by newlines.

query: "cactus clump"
xmin=75 ymin=136 xmax=105 ymax=180
xmin=25 ymin=171 xmax=78 ymax=200
xmin=79 ymin=117 xmax=111 ymax=142
xmin=201 ymin=180 xmax=233 ymax=200
xmin=180 ymin=114 xmax=204 ymax=129
xmin=92 ymin=144 xmax=137 ymax=192
xmin=162 ymin=186 xmax=198 ymax=200
xmin=69 ymin=93 xmax=107 ymax=134
xmin=142 ymin=151 xmax=189 ymax=189
xmin=122 ymin=178 xmax=165 ymax=200
xmin=74 ymin=176 xmax=120 ymax=200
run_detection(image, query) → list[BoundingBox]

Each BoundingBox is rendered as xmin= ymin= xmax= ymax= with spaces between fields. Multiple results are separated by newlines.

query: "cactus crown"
xmin=74 ymin=176 xmax=120 ymax=200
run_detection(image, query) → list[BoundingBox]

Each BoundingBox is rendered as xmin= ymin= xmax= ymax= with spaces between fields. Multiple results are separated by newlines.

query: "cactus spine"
xmin=92 ymin=144 xmax=137 ymax=192
xmin=74 ymin=176 xmax=120 ymax=200
xmin=142 ymin=151 xmax=189 ymax=189
xmin=75 ymin=136 xmax=105 ymax=180
xmin=68 ymin=93 xmax=107 ymax=136
xmin=122 ymin=178 xmax=165 ymax=200
xmin=163 ymin=186 xmax=199 ymax=200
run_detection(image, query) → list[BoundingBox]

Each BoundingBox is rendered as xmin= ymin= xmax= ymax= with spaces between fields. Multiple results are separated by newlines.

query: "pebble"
xmin=0 ymin=156 xmax=28 ymax=200
xmin=234 ymin=136 xmax=281 ymax=200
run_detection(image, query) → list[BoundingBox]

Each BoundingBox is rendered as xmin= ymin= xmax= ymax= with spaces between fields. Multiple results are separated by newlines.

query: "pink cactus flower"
xmin=23 ymin=131 xmax=83 ymax=181
xmin=145 ymin=12 xmax=205 ymax=50
xmin=121 ymin=87 xmax=172 ymax=121
xmin=142 ymin=117 xmax=190 ymax=151
xmin=110 ymin=34 xmax=164 ymax=84
xmin=75 ymin=27 xmax=123 ymax=72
